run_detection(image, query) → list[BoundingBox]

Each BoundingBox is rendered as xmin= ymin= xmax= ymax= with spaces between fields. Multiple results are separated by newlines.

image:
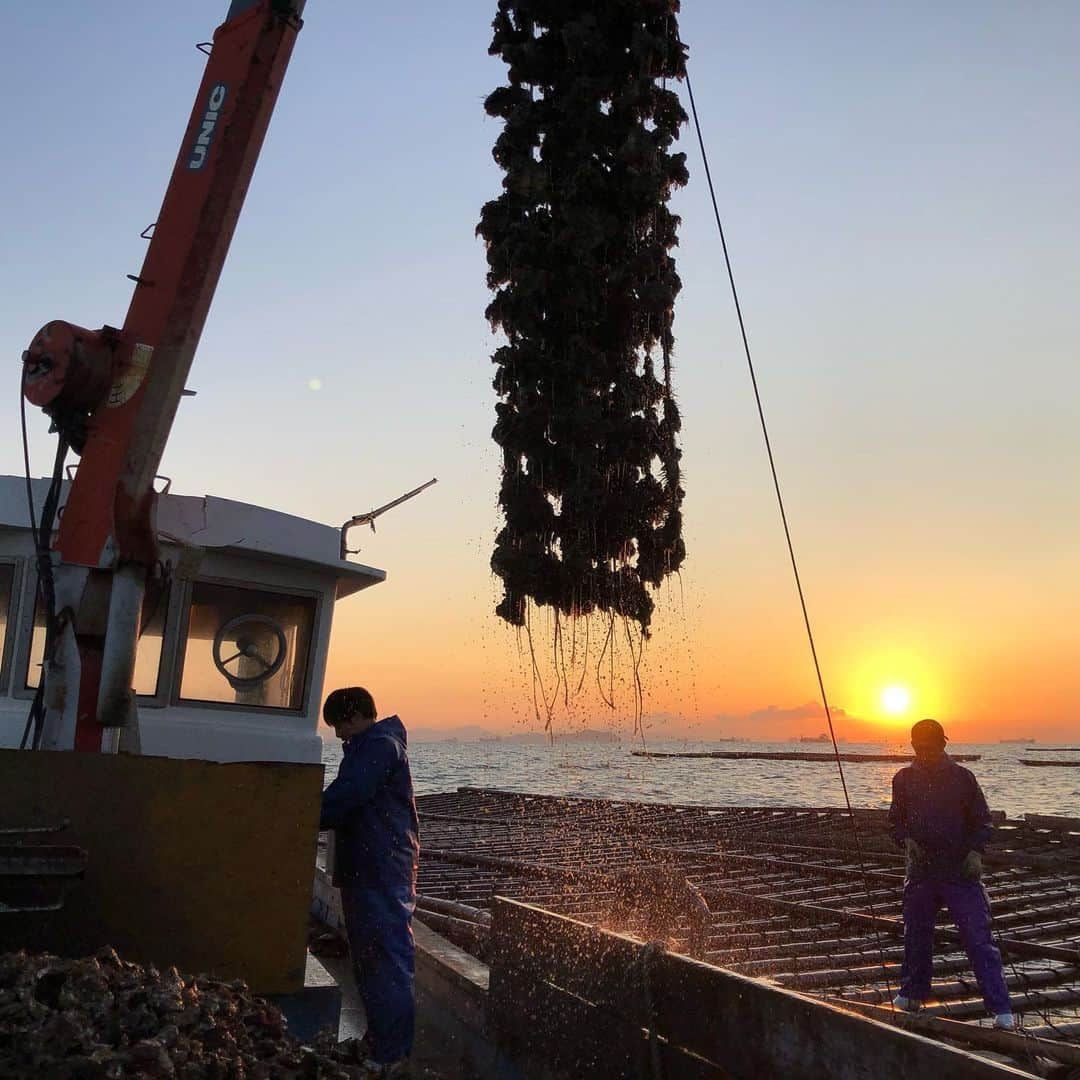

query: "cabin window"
xmin=0 ymin=563 xmax=15 ymax=689
xmin=178 ymin=581 xmax=316 ymax=711
xmin=24 ymin=577 xmax=170 ymax=697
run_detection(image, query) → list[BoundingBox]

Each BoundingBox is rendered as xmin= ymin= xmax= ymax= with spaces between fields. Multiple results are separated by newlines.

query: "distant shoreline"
xmin=406 ymin=730 xmax=1071 ymax=747
xmin=321 ymin=723 xmax=1079 ymax=747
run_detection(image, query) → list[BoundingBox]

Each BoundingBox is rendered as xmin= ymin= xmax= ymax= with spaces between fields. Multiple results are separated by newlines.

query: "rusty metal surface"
xmin=0 ymin=750 xmax=322 ymax=992
xmin=0 ymin=845 xmax=88 ymax=878
xmin=0 ymin=821 xmax=87 ymax=914
xmin=414 ymin=787 xmax=1080 ymax=1068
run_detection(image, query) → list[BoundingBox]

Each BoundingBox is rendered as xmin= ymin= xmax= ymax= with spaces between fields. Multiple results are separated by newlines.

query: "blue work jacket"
xmin=320 ymin=715 xmax=419 ymax=890
xmin=887 ymin=754 xmax=993 ymax=880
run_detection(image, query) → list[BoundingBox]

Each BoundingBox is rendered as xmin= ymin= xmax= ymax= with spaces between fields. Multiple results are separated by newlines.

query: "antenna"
xmin=339 ymin=477 xmax=438 ymax=559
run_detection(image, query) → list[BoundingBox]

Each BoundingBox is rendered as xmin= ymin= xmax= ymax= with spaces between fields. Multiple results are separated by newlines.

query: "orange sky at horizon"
xmin=313 ymin=366 xmax=1079 ymax=746
xmin=320 ymin=489 xmax=1080 ymax=745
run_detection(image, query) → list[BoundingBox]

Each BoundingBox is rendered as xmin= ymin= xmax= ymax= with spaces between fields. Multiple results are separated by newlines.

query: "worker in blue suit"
xmin=321 ymin=687 xmax=420 ymax=1073
xmin=888 ymin=718 xmax=1014 ymax=1029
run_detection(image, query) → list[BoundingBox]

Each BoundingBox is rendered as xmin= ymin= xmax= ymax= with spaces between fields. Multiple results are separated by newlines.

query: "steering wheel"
xmin=212 ymin=614 xmax=287 ymax=688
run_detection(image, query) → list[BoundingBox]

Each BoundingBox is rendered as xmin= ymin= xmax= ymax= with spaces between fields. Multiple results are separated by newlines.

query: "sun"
xmin=881 ymin=685 xmax=912 ymax=716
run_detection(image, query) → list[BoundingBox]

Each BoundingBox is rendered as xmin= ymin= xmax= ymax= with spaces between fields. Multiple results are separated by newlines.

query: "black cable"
xmin=18 ymin=380 xmax=39 ymax=751
xmin=683 ymin=69 xmax=895 ymax=996
xmin=19 ymin=373 xmax=40 ymax=551
xmin=19 ymin=684 xmax=45 ymax=751
xmin=32 ymin=454 xmax=64 ymax=751
xmin=18 ymin=371 xmax=69 ymax=749
xmin=36 ymin=438 xmax=69 ymax=749
xmin=137 ymin=559 xmax=171 ymax=645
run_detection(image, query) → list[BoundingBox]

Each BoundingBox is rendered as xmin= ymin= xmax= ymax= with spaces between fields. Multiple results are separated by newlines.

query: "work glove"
xmin=904 ymin=838 xmax=927 ymax=861
xmin=960 ymin=850 xmax=983 ymax=881
xmin=904 ymin=838 xmax=928 ymax=875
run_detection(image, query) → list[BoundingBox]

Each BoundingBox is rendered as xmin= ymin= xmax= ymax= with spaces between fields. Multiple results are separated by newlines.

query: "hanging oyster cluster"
xmin=480 ymin=0 xmax=689 ymax=635
xmin=0 ymin=948 xmax=383 ymax=1078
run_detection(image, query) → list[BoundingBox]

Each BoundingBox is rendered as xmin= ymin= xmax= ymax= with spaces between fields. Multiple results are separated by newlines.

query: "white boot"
xmin=994 ymin=1013 xmax=1015 ymax=1030
xmin=892 ymin=995 xmax=922 ymax=1012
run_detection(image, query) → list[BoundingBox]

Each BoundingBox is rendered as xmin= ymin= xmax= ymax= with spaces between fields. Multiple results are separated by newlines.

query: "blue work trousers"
xmin=340 ymin=884 xmax=416 ymax=1064
xmin=900 ymin=877 xmax=1011 ymax=1014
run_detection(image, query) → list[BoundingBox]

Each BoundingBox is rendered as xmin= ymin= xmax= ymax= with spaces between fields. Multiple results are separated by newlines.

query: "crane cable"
xmin=18 ymin=372 xmax=68 ymax=750
xmin=684 ymin=69 xmax=895 ymax=994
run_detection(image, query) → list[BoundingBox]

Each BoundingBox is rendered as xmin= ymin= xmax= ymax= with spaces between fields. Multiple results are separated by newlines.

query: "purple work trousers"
xmin=340 ymin=884 xmax=416 ymax=1064
xmin=900 ymin=877 xmax=1011 ymax=1015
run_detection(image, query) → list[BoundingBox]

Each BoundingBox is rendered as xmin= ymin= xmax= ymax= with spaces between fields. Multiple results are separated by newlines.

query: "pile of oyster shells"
xmin=0 ymin=948 xmax=378 ymax=1078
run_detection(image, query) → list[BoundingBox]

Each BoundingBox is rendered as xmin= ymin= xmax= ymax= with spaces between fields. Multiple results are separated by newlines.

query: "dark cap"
xmin=911 ymin=718 xmax=948 ymax=742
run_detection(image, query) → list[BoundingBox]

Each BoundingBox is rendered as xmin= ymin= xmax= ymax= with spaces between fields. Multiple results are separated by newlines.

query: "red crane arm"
xmin=60 ymin=0 xmax=305 ymax=568
xmin=20 ymin=0 xmax=306 ymax=752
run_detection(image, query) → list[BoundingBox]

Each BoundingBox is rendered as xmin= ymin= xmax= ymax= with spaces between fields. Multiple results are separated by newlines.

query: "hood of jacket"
xmin=347 ymin=714 xmax=407 ymax=753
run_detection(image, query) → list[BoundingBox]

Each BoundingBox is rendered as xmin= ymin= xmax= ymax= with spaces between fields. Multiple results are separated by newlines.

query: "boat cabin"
xmin=0 ymin=476 xmax=384 ymax=763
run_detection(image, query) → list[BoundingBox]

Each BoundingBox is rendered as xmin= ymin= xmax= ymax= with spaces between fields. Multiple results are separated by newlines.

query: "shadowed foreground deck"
xmin=414 ymin=787 xmax=1080 ymax=1074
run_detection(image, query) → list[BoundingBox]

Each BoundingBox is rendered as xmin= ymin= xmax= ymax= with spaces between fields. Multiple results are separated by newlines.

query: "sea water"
xmin=321 ymin=737 xmax=1079 ymax=819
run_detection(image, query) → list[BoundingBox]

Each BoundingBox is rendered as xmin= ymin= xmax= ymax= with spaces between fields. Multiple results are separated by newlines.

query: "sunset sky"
xmin=2 ymin=2 xmax=1077 ymax=743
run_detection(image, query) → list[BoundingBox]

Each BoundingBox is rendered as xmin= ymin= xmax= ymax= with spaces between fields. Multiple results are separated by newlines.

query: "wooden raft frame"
xmin=487 ymin=898 xmax=1032 ymax=1079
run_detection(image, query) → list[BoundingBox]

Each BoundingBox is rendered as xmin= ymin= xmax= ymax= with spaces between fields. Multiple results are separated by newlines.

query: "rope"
xmin=18 ymin=371 xmax=68 ymax=750
xmin=683 ymin=69 xmax=895 ymax=997
xmin=19 ymin=370 xmax=40 ymax=553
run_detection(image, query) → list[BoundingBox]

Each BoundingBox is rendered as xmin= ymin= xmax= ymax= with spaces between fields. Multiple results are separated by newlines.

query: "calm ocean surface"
xmin=321 ymin=737 xmax=1079 ymax=819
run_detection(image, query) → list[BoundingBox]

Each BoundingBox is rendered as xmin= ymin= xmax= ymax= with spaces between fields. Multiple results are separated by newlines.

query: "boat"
xmin=6 ymin=1 xmax=1073 ymax=1075
xmin=1 ymin=477 xmax=383 ymax=761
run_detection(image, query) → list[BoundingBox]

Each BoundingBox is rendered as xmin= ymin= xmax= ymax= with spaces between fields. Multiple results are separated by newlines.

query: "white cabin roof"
xmin=0 ymin=476 xmax=385 ymax=598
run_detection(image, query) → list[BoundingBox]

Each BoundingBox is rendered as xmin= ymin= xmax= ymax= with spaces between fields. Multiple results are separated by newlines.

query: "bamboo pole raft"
xmin=415 ymin=787 xmax=1080 ymax=1074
